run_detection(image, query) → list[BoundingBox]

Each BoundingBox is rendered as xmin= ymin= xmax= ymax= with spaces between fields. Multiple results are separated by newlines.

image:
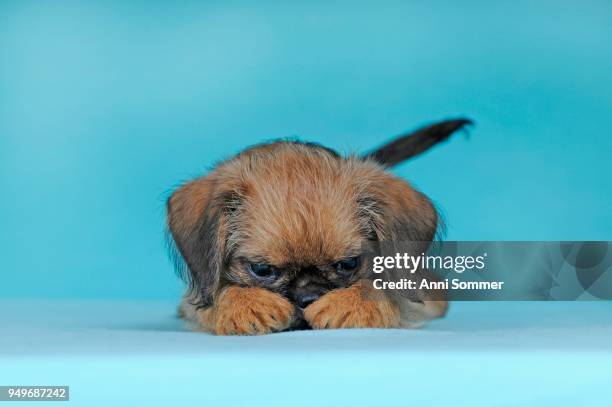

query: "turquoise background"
xmin=1 ymin=0 xmax=611 ymax=300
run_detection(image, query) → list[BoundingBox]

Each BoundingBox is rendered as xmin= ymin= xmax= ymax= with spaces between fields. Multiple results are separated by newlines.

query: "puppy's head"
xmin=167 ymin=141 xmax=438 ymax=309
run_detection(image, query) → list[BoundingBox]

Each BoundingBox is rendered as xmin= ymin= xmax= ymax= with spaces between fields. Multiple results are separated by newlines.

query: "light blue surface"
xmin=1 ymin=301 xmax=611 ymax=406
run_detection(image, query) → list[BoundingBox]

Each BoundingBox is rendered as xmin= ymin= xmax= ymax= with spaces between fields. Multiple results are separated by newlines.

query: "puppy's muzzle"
xmin=291 ymin=285 xmax=328 ymax=309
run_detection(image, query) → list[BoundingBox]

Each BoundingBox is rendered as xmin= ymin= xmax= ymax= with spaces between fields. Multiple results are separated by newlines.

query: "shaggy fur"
xmin=168 ymin=119 xmax=470 ymax=335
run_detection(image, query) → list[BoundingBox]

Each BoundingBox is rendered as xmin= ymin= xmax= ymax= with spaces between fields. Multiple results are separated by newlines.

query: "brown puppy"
xmin=167 ymin=119 xmax=471 ymax=335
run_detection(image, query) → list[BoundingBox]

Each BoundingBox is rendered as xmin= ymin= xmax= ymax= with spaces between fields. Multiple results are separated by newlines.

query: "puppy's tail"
xmin=363 ymin=118 xmax=473 ymax=168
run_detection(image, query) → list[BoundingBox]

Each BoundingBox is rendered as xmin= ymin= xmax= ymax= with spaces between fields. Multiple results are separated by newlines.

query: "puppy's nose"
xmin=296 ymin=293 xmax=320 ymax=309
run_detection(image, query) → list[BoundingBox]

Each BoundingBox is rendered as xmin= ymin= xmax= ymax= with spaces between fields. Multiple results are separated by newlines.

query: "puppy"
xmin=167 ymin=119 xmax=471 ymax=335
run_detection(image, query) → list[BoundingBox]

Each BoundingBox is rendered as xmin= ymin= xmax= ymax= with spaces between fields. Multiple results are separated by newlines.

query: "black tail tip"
xmin=425 ymin=117 xmax=475 ymax=143
xmin=440 ymin=117 xmax=475 ymax=132
xmin=363 ymin=116 xmax=476 ymax=168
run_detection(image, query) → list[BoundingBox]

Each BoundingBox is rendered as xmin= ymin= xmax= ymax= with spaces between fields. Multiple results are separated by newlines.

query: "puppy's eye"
xmin=247 ymin=263 xmax=277 ymax=280
xmin=333 ymin=256 xmax=361 ymax=275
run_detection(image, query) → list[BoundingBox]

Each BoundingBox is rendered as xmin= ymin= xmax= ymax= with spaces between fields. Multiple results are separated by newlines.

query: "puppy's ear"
xmin=359 ymin=176 xmax=440 ymax=304
xmin=166 ymin=177 xmax=226 ymax=307
xmin=361 ymin=176 xmax=438 ymax=247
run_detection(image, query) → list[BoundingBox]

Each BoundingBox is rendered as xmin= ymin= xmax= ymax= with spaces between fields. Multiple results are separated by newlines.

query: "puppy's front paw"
xmin=205 ymin=286 xmax=295 ymax=335
xmin=304 ymin=280 xmax=400 ymax=329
